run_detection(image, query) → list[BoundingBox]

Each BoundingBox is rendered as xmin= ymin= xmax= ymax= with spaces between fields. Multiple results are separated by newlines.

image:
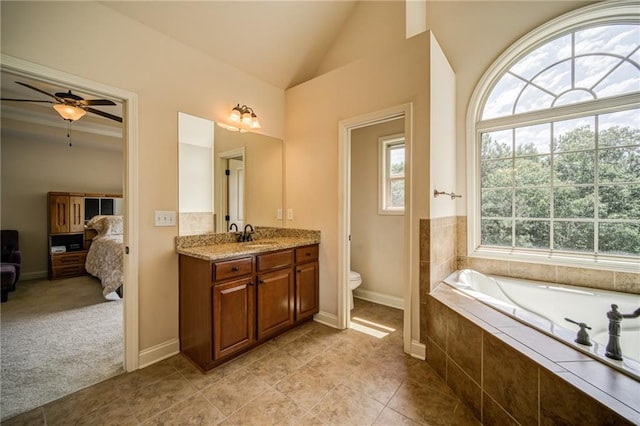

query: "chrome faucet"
xmin=605 ymin=305 xmax=640 ymax=361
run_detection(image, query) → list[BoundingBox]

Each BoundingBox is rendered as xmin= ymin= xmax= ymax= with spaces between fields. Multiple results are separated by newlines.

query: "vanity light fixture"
xmin=227 ymin=104 xmax=261 ymax=130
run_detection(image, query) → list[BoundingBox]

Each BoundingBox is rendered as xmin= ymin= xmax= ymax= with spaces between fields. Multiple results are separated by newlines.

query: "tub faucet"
xmin=605 ymin=305 xmax=640 ymax=361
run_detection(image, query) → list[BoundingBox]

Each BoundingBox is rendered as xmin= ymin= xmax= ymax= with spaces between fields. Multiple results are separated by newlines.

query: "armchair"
xmin=1 ymin=230 xmax=21 ymax=302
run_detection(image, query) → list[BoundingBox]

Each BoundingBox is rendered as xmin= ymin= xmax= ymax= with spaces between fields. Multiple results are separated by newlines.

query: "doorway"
xmin=217 ymin=148 xmax=245 ymax=232
xmin=338 ymin=103 xmax=413 ymax=354
xmin=0 ymin=54 xmax=139 ymax=381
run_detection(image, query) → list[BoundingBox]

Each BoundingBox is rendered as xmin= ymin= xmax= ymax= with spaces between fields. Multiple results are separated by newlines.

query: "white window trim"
xmin=378 ymin=133 xmax=405 ymax=215
xmin=466 ymin=0 xmax=640 ymax=273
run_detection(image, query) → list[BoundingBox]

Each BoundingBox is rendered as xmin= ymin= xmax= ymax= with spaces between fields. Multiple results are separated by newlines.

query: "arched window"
xmin=467 ymin=0 xmax=639 ymax=270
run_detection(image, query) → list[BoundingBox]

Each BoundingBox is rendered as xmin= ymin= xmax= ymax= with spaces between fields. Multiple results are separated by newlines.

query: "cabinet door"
xmin=49 ymin=195 xmax=70 ymax=234
xmin=296 ymin=261 xmax=319 ymax=322
xmin=69 ymin=196 xmax=85 ymax=232
xmin=257 ymin=268 xmax=294 ymax=340
xmin=213 ymin=277 xmax=255 ymax=360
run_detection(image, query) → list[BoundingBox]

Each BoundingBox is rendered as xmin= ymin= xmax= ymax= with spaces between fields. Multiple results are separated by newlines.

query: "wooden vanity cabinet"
xmin=256 ymin=250 xmax=295 ymax=340
xmin=179 ymin=243 xmax=319 ymax=371
xmin=295 ymin=245 xmax=319 ymax=321
xmin=213 ymin=277 xmax=255 ymax=359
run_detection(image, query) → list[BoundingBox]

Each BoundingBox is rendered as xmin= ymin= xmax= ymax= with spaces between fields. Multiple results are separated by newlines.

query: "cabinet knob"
xmin=232 ymin=266 xmax=240 ymax=272
xmin=259 ymin=279 xmax=265 ymax=284
xmin=306 ymin=252 xmax=311 ymax=256
xmin=248 ymin=282 xmax=254 ymax=286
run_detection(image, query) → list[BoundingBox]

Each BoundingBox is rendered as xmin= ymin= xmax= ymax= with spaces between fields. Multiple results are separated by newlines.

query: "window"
xmin=468 ymin=1 xmax=640 ymax=269
xmin=379 ymin=134 xmax=405 ymax=214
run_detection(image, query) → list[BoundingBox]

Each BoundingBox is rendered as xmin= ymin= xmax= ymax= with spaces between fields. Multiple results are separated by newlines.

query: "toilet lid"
xmin=350 ymin=271 xmax=361 ymax=280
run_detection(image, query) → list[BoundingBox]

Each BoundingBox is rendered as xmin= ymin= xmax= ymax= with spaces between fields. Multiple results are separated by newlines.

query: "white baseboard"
xmin=410 ymin=340 xmax=426 ymax=360
xmin=353 ymin=289 xmax=404 ymax=310
xmin=313 ymin=311 xmax=339 ymax=328
xmin=20 ymin=271 xmax=48 ymax=281
xmin=138 ymin=338 xmax=180 ymax=369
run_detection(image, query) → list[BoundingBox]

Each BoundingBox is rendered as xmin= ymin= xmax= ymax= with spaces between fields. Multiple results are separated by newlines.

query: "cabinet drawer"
xmin=51 ymin=264 xmax=86 ymax=279
xmin=52 ymin=251 xmax=87 ymax=267
xmin=257 ymin=250 xmax=293 ymax=272
xmin=212 ymin=257 xmax=253 ymax=282
xmin=295 ymin=245 xmax=318 ymax=262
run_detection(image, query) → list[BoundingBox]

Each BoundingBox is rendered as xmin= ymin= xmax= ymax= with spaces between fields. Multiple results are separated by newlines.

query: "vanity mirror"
xmin=178 ymin=112 xmax=283 ymax=236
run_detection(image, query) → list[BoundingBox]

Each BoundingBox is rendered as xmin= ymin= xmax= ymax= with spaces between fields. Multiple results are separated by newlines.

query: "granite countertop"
xmin=176 ymin=227 xmax=320 ymax=261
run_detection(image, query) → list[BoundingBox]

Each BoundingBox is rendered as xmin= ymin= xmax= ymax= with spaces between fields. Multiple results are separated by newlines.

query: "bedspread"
xmin=85 ymin=235 xmax=123 ymax=298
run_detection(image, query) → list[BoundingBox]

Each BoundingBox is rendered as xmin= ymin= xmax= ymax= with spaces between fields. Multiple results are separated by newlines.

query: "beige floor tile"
xmin=247 ymin=350 xmax=304 ymax=385
xmin=280 ymin=334 xmax=333 ymax=364
xmin=387 ymin=379 xmax=458 ymax=426
xmin=200 ymin=368 xmax=270 ymax=416
xmin=308 ymin=384 xmax=385 ymax=426
xmin=228 ymin=387 xmax=307 ymax=426
xmin=142 ymin=392 xmax=227 ymax=426
xmin=274 ymin=365 xmax=336 ymax=410
xmin=450 ymin=402 xmax=482 ymax=425
xmin=372 ymin=407 xmax=421 ymax=425
xmin=125 ymin=371 xmax=197 ymax=422
xmin=0 ymin=407 xmax=45 ymax=426
xmin=346 ymin=359 xmax=404 ymax=405
xmin=112 ymin=361 xmax=178 ymax=398
xmin=43 ymin=379 xmax=125 ymax=424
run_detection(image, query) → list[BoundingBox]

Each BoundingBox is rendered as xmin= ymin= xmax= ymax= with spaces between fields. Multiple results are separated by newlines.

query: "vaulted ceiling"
xmin=101 ymin=1 xmax=358 ymax=90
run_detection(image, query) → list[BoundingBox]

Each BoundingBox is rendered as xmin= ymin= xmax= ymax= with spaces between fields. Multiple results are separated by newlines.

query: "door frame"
xmin=338 ymin=103 xmax=413 ymax=354
xmin=216 ymin=147 xmax=245 ymax=232
xmin=1 ymin=54 xmax=140 ymax=371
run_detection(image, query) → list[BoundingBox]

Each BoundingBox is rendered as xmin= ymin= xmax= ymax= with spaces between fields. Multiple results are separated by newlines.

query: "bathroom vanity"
xmin=176 ymin=229 xmax=320 ymax=371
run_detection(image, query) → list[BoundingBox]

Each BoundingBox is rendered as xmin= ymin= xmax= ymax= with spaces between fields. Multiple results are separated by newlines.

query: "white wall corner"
xmin=406 ymin=0 xmax=427 ymax=39
xmin=313 ymin=311 xmax=340 ymax=329
xmin=138 ymin=338 xmax=180 ymax=369
xmin=410 ymin=340 xmax=426 ymax=360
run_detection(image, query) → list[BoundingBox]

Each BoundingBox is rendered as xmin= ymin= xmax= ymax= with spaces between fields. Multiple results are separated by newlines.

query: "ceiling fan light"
xmin=53 ymin=104 xmax=86 ymax=121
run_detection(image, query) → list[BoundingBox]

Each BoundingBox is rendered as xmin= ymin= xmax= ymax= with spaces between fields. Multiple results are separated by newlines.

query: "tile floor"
xmin=3 ymin=300 xmax=479 ymax=425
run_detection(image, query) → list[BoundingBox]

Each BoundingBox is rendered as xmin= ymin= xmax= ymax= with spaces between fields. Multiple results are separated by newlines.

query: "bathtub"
xmin=443 ymin=269 xmax=640 ymax=380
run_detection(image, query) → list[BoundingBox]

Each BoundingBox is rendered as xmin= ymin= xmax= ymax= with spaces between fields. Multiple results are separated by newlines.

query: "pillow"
xmin=87 ymin=215 xmax=123 ymax=238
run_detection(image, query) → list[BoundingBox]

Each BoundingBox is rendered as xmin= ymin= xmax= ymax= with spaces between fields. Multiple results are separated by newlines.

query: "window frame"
xmin=466 ymin=0 xmax=640 ymax=272
xmin=378 ymin=133 xmax=405 ymax=215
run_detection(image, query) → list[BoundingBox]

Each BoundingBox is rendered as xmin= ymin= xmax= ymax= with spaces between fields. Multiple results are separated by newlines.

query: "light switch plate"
xmin=287 ymin=209 xmax=294 ymax=220
xmin=155 ymin=210 xmax=176 ymax=227
xmin=277 ymin=209 xmax=283 ymax=220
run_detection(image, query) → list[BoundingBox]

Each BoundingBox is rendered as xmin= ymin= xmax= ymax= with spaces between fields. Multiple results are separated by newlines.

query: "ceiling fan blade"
xmin=79 ymin=99 xmax=117 ymax=106
xmin=1 ymin=98 xmax=54 ymax=103
xmin=85 ymin=107 xmax=123 ymax=123
xmin=15 ymin=81 xmax=63 ymax=102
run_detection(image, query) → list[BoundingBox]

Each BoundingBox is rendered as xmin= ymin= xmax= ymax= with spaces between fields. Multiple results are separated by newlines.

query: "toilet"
xmin=349 ymin=270 xmax=362 ymax=310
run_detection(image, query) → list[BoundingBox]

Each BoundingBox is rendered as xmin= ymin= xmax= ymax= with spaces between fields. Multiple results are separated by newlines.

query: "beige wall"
xmin=1 ymin=122 xmax=123 ymax=278
xmin=1 ymin=1 xmax=285 ymax=352
xmin=424 ymin=1 xmax=596 ymax=215
xmin=285 ymin=31 xmax=430 ymax=320
xmin=351 ymin=118 xmax=404 ymax=300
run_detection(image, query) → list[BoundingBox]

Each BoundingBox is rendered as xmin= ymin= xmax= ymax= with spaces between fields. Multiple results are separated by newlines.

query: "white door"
xmin=228 ymin=158 xmax=244 ymax=230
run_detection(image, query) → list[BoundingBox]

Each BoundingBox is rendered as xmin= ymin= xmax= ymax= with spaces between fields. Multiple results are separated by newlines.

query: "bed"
xmin=84 ymin=215 xmax=124 ymax=299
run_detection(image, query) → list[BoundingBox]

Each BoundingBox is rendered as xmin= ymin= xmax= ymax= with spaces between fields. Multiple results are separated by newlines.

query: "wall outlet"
xmin=277 ymin=209 xmax=283 ymax=220
xmin=154 ymin=210 xmax=176 ymax=227
xmin=287 ymin=209 xmax=294 ymax=220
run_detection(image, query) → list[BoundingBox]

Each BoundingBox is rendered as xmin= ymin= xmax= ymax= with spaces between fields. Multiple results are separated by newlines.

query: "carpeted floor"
xmin=0 ymin=275 xmax=123 ymax=421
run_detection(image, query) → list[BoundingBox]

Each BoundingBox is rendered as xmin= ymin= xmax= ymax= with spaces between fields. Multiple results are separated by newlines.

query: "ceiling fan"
xmin=1 ymin=81 xmax=122 ymax=123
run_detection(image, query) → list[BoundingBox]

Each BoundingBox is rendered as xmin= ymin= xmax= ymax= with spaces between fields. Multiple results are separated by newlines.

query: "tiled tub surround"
xmin=426 ymin=283 xmax=640 ymax=425
xmin=176 ymin=227 xmax=320 ymax=260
